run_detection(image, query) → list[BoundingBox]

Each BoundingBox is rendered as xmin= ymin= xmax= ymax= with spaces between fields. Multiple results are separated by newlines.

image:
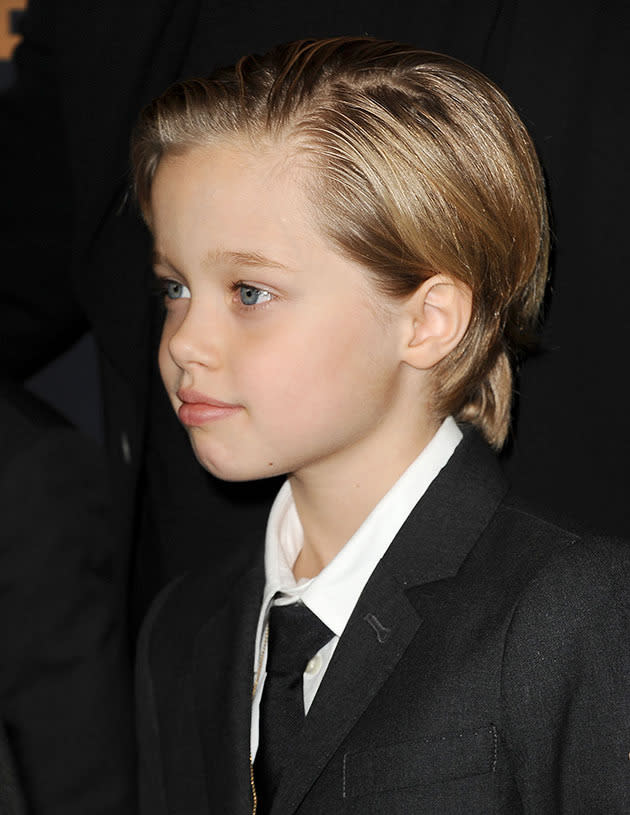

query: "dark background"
xmin=1 ymin=6 xmax=103 ymax=443
xmin=1 ymin=2 xmax=629 ymax=537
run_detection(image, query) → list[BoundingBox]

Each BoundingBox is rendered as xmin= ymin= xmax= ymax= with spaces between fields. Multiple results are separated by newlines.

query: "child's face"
xmin=151 ymin=142 xmax=427 ymax=483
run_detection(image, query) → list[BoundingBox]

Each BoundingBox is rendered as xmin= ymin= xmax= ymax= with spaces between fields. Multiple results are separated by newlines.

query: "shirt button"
xmin=121 ymin=432 xmax=131 ymax=464
xmin=305 ymin=653 xmax=322 ymax=675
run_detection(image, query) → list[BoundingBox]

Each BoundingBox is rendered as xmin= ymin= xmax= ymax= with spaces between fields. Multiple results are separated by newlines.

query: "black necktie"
xmin=254 ymin=602 xmax=334 ymax=810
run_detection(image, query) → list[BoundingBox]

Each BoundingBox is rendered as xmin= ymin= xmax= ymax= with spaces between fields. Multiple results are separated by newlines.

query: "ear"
xmin=402 ymin=275 xmax=472 ymax=370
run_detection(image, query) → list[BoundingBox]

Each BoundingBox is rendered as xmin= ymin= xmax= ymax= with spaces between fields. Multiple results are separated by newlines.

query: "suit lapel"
xmin=193 ymin=557 xmax=265 ymax=813
xmin=272 ymin=567 xmax=422 ymax=814
xmin=273 ymin=428 xmax=508 ymax=814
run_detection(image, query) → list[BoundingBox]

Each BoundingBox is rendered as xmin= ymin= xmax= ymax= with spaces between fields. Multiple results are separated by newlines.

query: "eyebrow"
xmin=152 ymin=251 xmax=177 ymax=272
xmin=152 ymin=249 xmax=295 ymax=275
xmin=204 ymin=249 xmax=295 ymax=274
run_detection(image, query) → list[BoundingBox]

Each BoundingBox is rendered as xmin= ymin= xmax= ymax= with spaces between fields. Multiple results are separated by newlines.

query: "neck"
xmin=290 ymin=418 xmax=440 ymax=581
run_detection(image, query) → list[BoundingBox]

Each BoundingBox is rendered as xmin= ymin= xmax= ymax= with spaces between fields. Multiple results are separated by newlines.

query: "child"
xmin=132 ymin=38 xmax=630 ymax=814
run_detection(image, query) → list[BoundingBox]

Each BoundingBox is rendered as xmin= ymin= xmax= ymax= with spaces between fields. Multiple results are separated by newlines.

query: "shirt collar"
xmin=260 ymin=417 xmax=462 ymax=638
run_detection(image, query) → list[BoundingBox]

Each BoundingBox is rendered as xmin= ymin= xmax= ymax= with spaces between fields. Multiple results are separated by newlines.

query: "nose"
xmin=165 ymin=300 xmax=223 ymax=372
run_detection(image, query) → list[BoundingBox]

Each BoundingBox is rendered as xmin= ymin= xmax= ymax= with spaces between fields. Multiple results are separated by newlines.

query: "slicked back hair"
xmin=132 ymin=37 xmax=549 ymax=447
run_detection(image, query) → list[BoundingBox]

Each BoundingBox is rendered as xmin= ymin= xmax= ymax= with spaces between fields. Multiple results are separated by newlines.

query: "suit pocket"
xmin=342 ymin=724 xmax=497 ymax=799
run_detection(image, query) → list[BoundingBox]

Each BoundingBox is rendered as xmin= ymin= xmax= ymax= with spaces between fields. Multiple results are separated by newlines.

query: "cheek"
xmin=244 ymin=314 xmax=377 ymax=413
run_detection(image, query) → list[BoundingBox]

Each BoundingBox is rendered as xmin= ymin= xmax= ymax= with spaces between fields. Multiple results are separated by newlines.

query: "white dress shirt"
xmin=250 ymin=416 xmax=462 ymax=758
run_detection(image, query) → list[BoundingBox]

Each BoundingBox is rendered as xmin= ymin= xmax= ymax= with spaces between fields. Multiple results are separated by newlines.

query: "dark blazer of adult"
xmin=0 ymin=382 xmax=135 ymax=814
xmin=0 ymin=0 xmax=553 ymax=632
xmin=137 ymin=427 xmax=630 ymax=814
xmin=0 ymin=720 xmax=26 ymax=815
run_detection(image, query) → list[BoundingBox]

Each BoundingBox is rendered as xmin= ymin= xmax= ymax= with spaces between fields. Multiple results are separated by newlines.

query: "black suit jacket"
xmin=137 ymin=427 xmax=630 ymax=813
xmin=0 ymin=383 xmax=136 ymax=814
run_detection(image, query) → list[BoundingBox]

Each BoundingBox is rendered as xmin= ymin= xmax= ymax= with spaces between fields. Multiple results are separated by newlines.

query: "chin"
xmin=191 ymin=444 xmax=286 ymax=483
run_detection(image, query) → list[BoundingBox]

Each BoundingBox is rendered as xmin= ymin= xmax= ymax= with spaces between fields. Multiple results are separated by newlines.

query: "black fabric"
xmin=0 ymin=382 xmax=136 ymax=814
xmin=255 ymin=603 xmax=333 ymax=810
xmin=137 ymin=427 xmax=630 ymax=813
xmin=0 ymin=721 xmax=27 ymax=815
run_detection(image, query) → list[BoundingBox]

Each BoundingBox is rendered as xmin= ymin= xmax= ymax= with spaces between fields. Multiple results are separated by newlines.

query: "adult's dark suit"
xmin=0 ymin=720 xmax=26 ymax=815
xmin=137 ymin=427 xmax=630 ymax=814
xmin=0 ymin=383 xmax=135 ymax=814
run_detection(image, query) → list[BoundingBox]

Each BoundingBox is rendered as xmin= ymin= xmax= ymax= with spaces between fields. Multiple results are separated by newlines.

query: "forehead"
xmin=150 ymin=141 xmax=320 ymax=263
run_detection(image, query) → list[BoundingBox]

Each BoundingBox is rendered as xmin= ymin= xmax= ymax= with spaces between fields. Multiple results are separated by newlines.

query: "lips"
xmin=176 ymin=388 xmax=242 ymax=427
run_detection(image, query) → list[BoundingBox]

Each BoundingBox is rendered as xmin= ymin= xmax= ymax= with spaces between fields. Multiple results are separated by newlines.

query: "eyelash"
xmin=152 ymin=277 xmax=274 ymax=311
xmin=229 ymin=281 xmax=274 ymax=311
xmin=152 ymin=278 xmax=189 ymax=308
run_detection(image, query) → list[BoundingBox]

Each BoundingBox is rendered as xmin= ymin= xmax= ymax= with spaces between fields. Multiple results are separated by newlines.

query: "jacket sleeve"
xmin=501 ymin=537 xmax=630 ymax=813
xmin=0 ymin=0 xmax=87 ymax=378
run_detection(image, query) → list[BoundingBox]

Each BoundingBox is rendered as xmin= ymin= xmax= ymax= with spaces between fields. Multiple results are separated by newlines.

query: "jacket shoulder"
xmin=453 ymin=497 xmax=630 ymax=635
xmin=497 ymin=519 xmax=630 ymax=810
xmin=491 ymin=497 xmax=629 ymax=598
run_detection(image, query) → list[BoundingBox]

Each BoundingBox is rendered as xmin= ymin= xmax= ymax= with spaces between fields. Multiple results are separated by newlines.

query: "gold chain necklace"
xmin=249 ymin=622 xmax=269 ymax=815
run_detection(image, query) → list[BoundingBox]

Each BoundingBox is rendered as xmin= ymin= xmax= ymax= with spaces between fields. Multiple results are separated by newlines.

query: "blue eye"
xmin=165 ymin=280 xmax=191 ymax=300
xmin=238 ymin=284 xmax=272 ymax=306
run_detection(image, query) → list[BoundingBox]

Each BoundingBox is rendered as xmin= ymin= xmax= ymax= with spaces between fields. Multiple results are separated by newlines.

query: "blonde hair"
xmin=132 ymin=37 xmax=549 ymax=448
